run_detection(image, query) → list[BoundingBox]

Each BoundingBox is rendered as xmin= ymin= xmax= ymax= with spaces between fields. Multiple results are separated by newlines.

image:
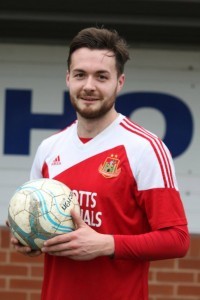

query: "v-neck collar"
xmin=72 ymin=114 xmax=124 ymax=149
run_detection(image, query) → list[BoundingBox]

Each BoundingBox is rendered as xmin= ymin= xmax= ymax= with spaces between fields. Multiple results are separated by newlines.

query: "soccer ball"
xmin=8 ymin=178 xmax=80 ymax=250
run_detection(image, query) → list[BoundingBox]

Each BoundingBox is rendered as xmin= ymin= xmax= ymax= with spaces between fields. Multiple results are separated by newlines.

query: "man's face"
xmin=66 ymin=48 xmax=125 ymax=119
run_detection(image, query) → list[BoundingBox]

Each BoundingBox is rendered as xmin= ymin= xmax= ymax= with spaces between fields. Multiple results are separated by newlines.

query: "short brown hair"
xmin=67 ymin=27 xmax=130 ymax=76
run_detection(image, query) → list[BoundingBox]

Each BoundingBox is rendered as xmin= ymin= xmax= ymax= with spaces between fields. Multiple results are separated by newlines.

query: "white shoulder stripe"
xmin=120 ymin=117 xmax=175 ymax=188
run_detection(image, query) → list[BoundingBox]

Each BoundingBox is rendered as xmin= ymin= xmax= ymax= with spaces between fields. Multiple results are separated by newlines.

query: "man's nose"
xmin=83 ymin=77 xmax=96 ymax=91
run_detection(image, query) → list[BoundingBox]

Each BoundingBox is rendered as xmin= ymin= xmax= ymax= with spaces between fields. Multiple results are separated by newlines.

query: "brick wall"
xmin=0 ymin=227 xmax=199 ymax=300
xmin=149 ymin=235 xmax=200 ymax=300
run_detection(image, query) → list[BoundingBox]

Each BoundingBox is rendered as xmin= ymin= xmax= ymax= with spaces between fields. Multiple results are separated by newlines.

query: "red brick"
xmin=179 ymin=258 xmax=200 ymax=270
xmin=156 ymin=271 xmax=194 ymax=282
xmin=10 ymin=252 xmax=44 ymax=264
xmin=0 ymin=227 xmax=10 ymax=248
xmin=10 ymin=278 xmax=42 ymax=290
xmin=151 ymin=259 xmax=176 ymax=269
xmin=149 ymin=284 xmax=174 ymax=295
xmin=156 ymin=298 xmax=195 ymax=300
xmin=0 ymin=291 xmax=27 ymax=300
xmin=30 ymin=292 xmax=41 ymax=300
xmin=178 ymin=284 xmax=200 ymax=296
xmin=31 ymin=266 xmax=44 ymax=277
xmin=187 ymin=234 xmax=200 ymax=258
xmin=148 ymin=270 xmax=154 ymax=281
xmin=0 ymin=265 xmax=28 ymax=276
xmin=0 ymin=250 xmax=7 ymax=262
xmin=0 ymin=277 xmax=6 ymax=288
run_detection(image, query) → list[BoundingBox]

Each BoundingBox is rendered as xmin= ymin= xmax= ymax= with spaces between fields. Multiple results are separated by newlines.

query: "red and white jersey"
xmin=31 ymin=114 xmax=187 ymax=300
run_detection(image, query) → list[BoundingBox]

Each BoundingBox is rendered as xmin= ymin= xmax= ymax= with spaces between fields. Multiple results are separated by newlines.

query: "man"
xmin=11 ymin=27 xmax=189 ymax=300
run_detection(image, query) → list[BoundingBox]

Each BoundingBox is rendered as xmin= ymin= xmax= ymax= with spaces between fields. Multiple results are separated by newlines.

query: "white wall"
xmin=0 ymin=44 xmax=199 ymax=232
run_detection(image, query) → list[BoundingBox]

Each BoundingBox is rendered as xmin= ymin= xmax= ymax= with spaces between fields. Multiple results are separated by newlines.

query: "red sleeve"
xmin=113 ymin=225 xmax=190 ymax=260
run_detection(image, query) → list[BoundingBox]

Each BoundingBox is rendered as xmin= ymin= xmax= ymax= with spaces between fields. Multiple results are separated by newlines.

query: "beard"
xmin=70 ymin=94 xmax=116 ymax=120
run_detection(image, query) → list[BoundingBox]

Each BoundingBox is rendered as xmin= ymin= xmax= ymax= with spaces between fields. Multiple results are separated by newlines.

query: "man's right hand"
xmin=6 ymin=219 xmax=42 ymax=257
xmin=10 ymin=236 xmax=42 ymax=257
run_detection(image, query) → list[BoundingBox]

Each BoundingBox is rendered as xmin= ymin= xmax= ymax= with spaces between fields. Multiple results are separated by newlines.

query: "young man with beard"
xmin=11 ymin=27 xmax=189 ymax=300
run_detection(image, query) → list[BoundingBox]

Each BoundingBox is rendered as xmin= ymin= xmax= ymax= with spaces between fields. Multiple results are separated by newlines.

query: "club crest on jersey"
xmin=98 ymin=154 xmax=121 ymax=178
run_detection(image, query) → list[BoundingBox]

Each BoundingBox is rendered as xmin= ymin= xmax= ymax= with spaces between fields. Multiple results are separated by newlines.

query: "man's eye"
xmin=98 ymin=75 xmax=107 ymax=80
xmin=75 ymin=73 xmax=84 ymax=78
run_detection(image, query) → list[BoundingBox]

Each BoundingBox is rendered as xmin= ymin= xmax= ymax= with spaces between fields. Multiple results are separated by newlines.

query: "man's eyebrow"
xmin=72 ymin=69 xmax=110 ymax=74
xmin=72 ymin=68 xmax=85 ymax=73
xmin=96 ymin=70 xmax=110 ymax=73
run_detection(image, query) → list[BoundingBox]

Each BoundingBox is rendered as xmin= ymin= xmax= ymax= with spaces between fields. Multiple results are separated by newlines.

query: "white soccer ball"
xmin=8 ymin=178 xmax=80 ymax=250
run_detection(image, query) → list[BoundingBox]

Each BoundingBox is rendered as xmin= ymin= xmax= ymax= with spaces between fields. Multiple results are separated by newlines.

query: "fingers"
xmin=5 ymin=220 xmax=10 ymax=228
xmin=6 ymin=221 xmax=41 ymax=257
xmin=42 ymin=242 xmax=73 ymax=255
xmin=10 ymin=237 xmax=42 ymax=257
xmin=43 ymin=232 xmax=71 ymax=248
xmin=70 ymin=209 xmax=86 ymax=228
xmin=7 ymin=223 xmax=33 ymax=255
xmin=41 ymin=214 xmax=93 ymax=259
xmin=42 ymin=237 xmax=80 ymax=258
xmin=42 ymin=210 xmax=85 ymax=248
xmin=42 ymin=231 xmax=77 ymax=254
xmin=26 ymin=250 xmax=42 ymax=257
xmin=11 ymin=237 xmax=31 ymax=252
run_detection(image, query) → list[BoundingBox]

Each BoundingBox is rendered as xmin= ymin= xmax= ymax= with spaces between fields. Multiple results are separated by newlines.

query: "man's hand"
xmin=6 ymin=220 xmax=42 ymax=257
xmin=11 ymin=236 xmax=42 ymax=257
xmin=41 ymin=210 xmax=115 ymax=260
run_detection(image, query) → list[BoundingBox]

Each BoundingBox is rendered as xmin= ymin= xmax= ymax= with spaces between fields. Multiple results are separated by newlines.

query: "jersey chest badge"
xmin=98 ymin=154 xmax=121 ymax=178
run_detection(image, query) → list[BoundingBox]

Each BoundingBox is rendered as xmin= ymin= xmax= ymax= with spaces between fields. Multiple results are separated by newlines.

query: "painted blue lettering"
xmin=116 ymin=92 xmax=193 ymax=158
xmin=4 ymin=89 xmax=76 ymax=155
xmin=4 ymin=90 xmax=193 ymax=158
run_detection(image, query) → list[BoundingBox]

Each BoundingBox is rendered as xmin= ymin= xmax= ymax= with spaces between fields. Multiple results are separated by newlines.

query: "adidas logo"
xmin=51 ymin=155 xmax=61 ymax=165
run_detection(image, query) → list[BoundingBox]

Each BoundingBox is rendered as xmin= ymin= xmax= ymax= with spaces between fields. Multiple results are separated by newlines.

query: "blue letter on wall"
xmin=116 ymin=92 xmax=193 ymax=158
xmin=4 ymin=89 xmax=76 ymax=155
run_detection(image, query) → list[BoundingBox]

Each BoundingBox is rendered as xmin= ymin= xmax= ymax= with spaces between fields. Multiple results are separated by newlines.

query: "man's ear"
xmin=117 ymin=74 xmax=125 ymax=94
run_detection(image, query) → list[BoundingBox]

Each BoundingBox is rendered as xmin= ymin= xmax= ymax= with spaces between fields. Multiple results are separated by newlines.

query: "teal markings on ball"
xmin=8 ymin=178 xmax=80 ymax=250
